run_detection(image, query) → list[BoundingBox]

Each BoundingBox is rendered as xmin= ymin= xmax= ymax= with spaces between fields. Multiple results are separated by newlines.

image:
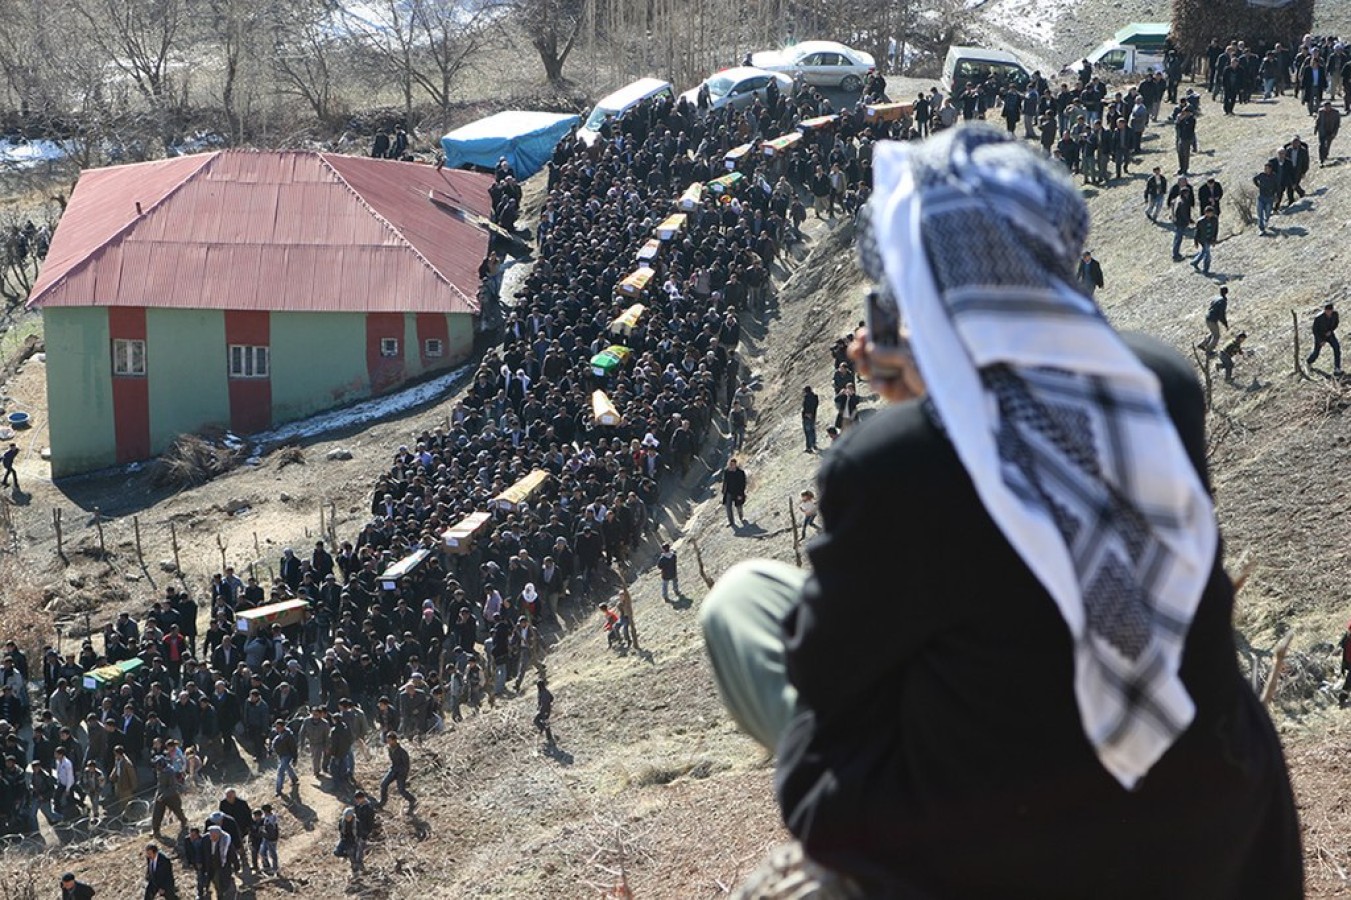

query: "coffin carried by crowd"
xmin=617 ymin=267 xmax=654 ymax=298
xmin=611 ymin=303 xmax=646 ymax=336
xmin=379 ymin=549 xmax=429 ymax=591
xmin=442 ymin=511 xmax=492 ymax=554
xmin=491 ymin=469 xmax=551 ymax=512
xmin=592 ymin=389 xmax=623 ymax=426
xmin=235 ymin=598 xmax=310 ymax=636
xmin=590 ymin=344 xmax=633 ymax=377
xmin=82 ymin=657 xmax=145 ymax=692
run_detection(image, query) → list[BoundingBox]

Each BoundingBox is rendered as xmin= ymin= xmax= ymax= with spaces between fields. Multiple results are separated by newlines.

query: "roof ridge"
xmin=315 ymin=154 xmax=469 ymax=304
xmin=27 ymin=153 xmax=219 ymax=310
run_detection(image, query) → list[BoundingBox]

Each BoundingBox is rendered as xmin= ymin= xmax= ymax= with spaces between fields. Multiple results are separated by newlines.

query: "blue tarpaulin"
xmin=441 ymin=111 xmax=579 ymax=181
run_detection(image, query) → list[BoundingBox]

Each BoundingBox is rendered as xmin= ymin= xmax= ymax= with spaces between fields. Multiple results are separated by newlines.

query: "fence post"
xmin=92 ymin=506 xmax=108 ymax=565
xmin=1293 ymin=309 xmax=1304 ymax=378
xmin=53 ymin=508 xmax=64 ymax=561
xmin=170 ymin=522 xmax=181 ymax=575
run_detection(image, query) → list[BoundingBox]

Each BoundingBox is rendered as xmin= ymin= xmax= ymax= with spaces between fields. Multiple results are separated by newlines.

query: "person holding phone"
xmin=700 ymin=125 xmax=1301 ymax=898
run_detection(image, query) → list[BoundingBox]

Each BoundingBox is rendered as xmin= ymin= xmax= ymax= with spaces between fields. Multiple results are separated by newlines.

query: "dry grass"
xmin=276 ymin=444 xmax=306 ymax=469
xmin=152 ymin=432 xmax=243 ymax=489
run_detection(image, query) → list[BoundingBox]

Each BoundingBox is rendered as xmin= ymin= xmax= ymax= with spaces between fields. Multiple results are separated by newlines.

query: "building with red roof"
xmin=28 ymin=149 xmax=494 ymax=476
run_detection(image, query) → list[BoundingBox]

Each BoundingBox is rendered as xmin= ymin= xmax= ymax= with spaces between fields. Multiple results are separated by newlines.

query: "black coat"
xmin=775 ymin=333 xmax=1302 ymax=898
xmin=143 ymin=853 xmax=177 ymax=900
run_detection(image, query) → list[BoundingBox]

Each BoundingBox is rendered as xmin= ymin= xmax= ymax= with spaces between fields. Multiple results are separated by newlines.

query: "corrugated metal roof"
xmin=28 ymin=150 xmax=495 ymax=314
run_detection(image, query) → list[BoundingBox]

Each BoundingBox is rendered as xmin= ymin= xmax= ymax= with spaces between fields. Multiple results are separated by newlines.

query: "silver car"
xmin=750 ymin=40 xmax=876 ymax=92
xmin=679 ymin=67 xmax=795 ymax=113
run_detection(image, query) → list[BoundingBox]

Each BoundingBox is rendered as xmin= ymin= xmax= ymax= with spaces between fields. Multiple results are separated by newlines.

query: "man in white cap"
xmin=699 ymin=124 xmax=1301 ymax=897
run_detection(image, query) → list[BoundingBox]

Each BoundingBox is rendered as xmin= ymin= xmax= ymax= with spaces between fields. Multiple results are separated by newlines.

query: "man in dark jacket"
xmin=1076 ymin=251 xmax=1103 ymax=297
xmin=700 ymin=126 xmax=1301 ymax=899
xmin=1168 ymin=176 xmax=1194 ymax=260
xmin=1316 ymin=100 xmax=1341 ymax=165
xmin=1307 ymin=302 xmax=1342 ymax=374
xmin=720 ymin=459 xmax=748 ymax=528
xmin=60 ymin=872 xmax=96 ymax=900
xmin=1200 ymin=286 xmax=1229 ymax=353
xmin=1191 ymin=206 xmax=1219 ymax=275
xmin=1253 ymin=163 xmax=1279 ymax=234
xmin=378 ymin=732 xmax=416 ymax=813
xmin=142 ymin=844 xmax=177 ymax=900
xmin=801 ymin=386 xmax=819 ymax=451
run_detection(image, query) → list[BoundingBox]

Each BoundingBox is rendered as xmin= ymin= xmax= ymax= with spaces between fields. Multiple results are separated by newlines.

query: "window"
xmin=380 ymin=338 xmax=400 ymax=357
xmin=112 ymin=339 xmax=146 ymax=376
xmin=228 ymin=345 xmax=269 ymax=378
xmin=424 ymin=338 xmax=444 ymax=358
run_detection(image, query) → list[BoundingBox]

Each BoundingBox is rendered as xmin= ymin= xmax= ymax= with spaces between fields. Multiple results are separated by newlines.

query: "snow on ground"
xmin=0 ymin=139 xmax=66 ymax=169
xmin=251 ymin=363 xmax=472 ymax=451
xmin=981 ymin=0 xmax=1078 ymax=48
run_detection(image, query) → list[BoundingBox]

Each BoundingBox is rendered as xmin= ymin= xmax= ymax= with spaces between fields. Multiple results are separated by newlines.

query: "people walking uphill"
xmin=0 ymin=443 xmax=17 ymax=491
xmin=1253 ymin=163 xmax=1279 ymax=234
xmin=1308 ymin=302 xmax=1342 ymax=375
xmin=534 ymin=679 xmax=555 ymax=747
xmin=270 ymin=718 xmax=300 ymax=798
xmin=699 ymin=125 xmax=1301 ymax=899
xmin=1316 ymin=100 xmax=1341 ymax=166
xmin=379 ymin=732 xmax=415 ymax=814
xmin=1200 ymin=287 xmax=1230 ymax=354
xmin=1076 ymin=251 xmax=1103 ymax=297
xmin=1169 ymin=176 xmax=1194 ymax=261
xmin=142 ymin=843 xmax=178 ymax=900
xmin=1192 ymin=206 xmax=1219 ymax=276
xmin=801 ymin=386 xmax=819 ymax=452
xmin=1144 ymin=166 xmax=1168 ymax=221
xmin=657 ymin=544 xmax=679 ymax=602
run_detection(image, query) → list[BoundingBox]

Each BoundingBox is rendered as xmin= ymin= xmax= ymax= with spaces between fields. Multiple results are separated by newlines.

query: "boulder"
xmin=326 ymin=448 xmax=354 ymax=461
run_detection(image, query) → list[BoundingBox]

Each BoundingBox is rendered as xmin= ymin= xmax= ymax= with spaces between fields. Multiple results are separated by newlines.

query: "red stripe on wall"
xmin=224 ymin=310 xmax=272 ymax=434
xmin=107 ymin=307 xmax=151 ymax=464
xmin=366 ymin=312 xmax=405 ymax=394
xmin=416 ymin=313 xmax=450 ymax=370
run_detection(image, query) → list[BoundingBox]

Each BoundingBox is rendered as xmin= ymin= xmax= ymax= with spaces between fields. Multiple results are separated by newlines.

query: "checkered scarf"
xmin=863 ymin=125 xmax=1218 ymax=788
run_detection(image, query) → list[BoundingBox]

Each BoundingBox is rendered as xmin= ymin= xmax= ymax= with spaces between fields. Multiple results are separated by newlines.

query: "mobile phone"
xmin=864 ymin=290 xmax=906 ymax=378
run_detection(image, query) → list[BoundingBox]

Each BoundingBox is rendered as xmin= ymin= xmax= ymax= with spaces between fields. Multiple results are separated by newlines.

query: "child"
xmin=798 ymin=490 xmax=818 ymax=531
xmin=77 ymin=760 xmax=104 ymax=821
xmin=1218 ymin=331 xmax=1247 ymax=382
xmin=598 ymin=603 xmax=622 ymax=648
xmin=260 ymin=803 xmax=281 ymax=875
xmin=249 ymin=808 xmax=266 ymax=874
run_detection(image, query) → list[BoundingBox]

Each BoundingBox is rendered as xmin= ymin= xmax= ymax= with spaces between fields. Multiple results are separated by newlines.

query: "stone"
xmin=279 ymin=492 xmax=291 ymax=502
xmin=326 ymin=448 xmax=354 ymax=461
xmin=159 ymin=560 xmax=178 ymax=573
xmin=223 ymin=497 xmax=251 ymax=514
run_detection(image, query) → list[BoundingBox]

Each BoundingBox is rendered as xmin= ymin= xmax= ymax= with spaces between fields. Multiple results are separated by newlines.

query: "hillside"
xmin=7 ymin=4 xmax=1351 ymax=898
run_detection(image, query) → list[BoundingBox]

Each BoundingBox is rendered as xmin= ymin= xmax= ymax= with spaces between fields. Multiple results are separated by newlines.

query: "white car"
xmin=679 ymin=67 xmax=795 ymax=113
xmin=749 ymin=40 xmax=876 ymax=92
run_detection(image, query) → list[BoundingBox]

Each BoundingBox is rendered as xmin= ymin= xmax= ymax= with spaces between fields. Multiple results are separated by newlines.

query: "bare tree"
xmin=63 ymin=0 xmax=188 ymax=113
xmin=411 ymin=0 xmax=494 ymax=110
xmin=514 ymin=0 xmax=586 ymax=83
xmin=270 ymin=1 xmax=346 ymax=125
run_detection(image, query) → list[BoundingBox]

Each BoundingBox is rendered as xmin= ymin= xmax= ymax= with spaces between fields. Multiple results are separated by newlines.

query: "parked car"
xmin=1072 ymin=43 xmax=1166 ymax=76
xmin=749 ymin=40 xmax=876 ymax=92
xmin=942 ymin=46 xmax=1031 ymax=95
xmin=679 ymin=67 xmax=795 ymax=113
xmin=579 ymin=77 xmax=675 ymax=145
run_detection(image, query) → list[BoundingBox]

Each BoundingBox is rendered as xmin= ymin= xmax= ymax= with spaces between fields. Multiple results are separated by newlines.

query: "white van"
xmin=942 ymin=46 xmax=1031 ymax=95
xmin=579 ymin=77 xmax=675 ymax=146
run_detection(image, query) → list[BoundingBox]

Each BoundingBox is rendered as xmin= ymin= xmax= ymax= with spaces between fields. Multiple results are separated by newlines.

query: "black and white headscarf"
xmin=864 ymin=125 xmax=1218 ymax=788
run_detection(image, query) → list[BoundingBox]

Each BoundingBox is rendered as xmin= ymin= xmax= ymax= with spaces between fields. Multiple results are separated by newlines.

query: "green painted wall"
xmin=44 ymin=307 xmax=116 ymax=477
xmin=404 ymin=313 xmax=423 ymax=380
xmin=447 ymin=313 xmax=473 ymax=363
xmin=146 ymin=308 xmax=230 ymax=451
xmin=269 ymin=311 xmax=368 ymax=423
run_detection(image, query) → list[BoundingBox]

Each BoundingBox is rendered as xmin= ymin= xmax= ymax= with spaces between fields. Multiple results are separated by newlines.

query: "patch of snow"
xmin=251 ymin=364 xmax=472 ymax=451
xmin=983 ymin=0 xmax=1077 ymax=48
xmin=0 ymin=139 xmax=66 ymax=169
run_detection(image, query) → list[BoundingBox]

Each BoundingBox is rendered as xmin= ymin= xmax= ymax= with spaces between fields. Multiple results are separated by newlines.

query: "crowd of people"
xmin=8 ymin=56 xmax=913 ymax=896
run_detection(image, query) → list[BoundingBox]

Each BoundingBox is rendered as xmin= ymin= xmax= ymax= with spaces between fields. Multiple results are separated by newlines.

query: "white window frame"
xmin=228 ymin=344 xmax=270 ymax=379
xmin=424 ymin=338 xmax=444 ymax=358
xmin=380 ymin=337 xmax=400 ymax=357
xmin=112 ymin=338 xmax=146 ymax=377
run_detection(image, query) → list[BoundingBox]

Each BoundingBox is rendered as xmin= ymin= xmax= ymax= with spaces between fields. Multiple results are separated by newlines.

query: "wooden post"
xmin=92 ymin=506 xmax=107 ymax=563
xmin=215 ymin=533 xmax=227 ymax=572
xmin=132 ymin=515 xmax=145 ymax=568
xmin=787 ymin=496 xmax=802 ymax=567
xmin=691 ymin=536 xmax=714 ymax=589
xmin=53 ymin=508 xmax=64 ymax=561
xmin=170 ymin=522 xmax=181 ymax=575
xmin=1261 ymin=633 xmax=1294 ymax=705
xmin=1191 ymin=346 xmax=1213 ymax=411
xmin=329 ymin=501 xmax=338 ymax=545
xmin=1293 ymin=310 xmax=1303 ymax=378
xmin=319 ymin=501 xmax=325 ymax=544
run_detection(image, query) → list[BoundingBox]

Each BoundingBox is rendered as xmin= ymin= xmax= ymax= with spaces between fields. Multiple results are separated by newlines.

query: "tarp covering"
xmin=441 ymin=111 xmax=579 ymax=180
